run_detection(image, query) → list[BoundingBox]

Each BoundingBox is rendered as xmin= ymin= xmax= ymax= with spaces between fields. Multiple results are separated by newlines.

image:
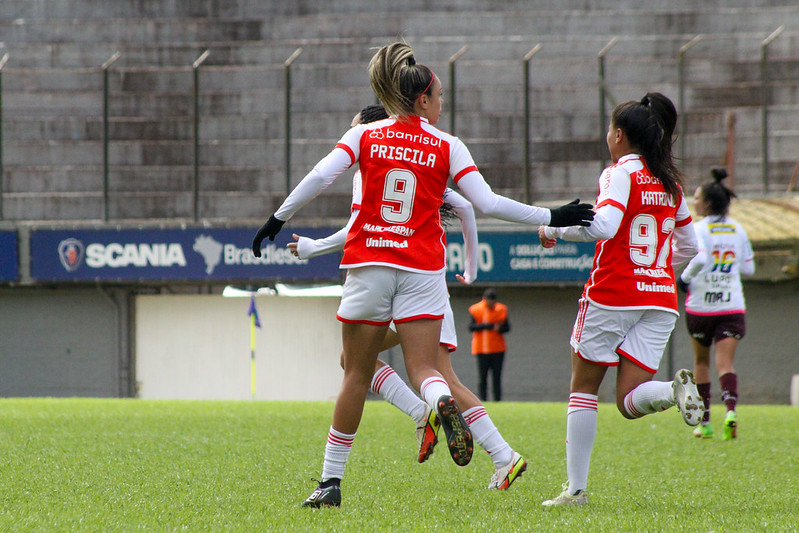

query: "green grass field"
xmin=0 ymin=399 xmax=796 ymax=532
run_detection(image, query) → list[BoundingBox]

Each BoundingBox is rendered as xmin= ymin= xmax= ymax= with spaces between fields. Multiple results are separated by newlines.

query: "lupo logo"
xmin=58 ymin=238 xmax=84 ymax=272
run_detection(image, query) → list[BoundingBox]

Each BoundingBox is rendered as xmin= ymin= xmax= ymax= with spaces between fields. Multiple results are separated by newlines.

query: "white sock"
xmin=371 ymin=365 xmax=428 ymax=423
xmin=419 ymin=376 xmax=452 ymax=410
xmin=623 ymin=381 xmax=674 ymax=418
xmin=321 ymin=426 xmax=355 ymax=482
xmin=566 ymin=393 xmax=598 ymax=495
xmin=463 ymin=406 xmax=512 ymax=468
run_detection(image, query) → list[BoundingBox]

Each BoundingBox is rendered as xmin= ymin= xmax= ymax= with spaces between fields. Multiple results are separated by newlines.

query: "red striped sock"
xmin=321 ymin=426 xmax=355 ymax=482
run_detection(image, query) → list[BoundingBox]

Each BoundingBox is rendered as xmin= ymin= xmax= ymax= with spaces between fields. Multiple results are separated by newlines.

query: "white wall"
xmin=135 ymin=294 xmax=343 ymax=400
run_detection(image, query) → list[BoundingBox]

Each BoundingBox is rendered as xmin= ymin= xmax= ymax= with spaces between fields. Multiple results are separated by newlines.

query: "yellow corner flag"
xmin=247 ymin=294 xmax=261 ymax=399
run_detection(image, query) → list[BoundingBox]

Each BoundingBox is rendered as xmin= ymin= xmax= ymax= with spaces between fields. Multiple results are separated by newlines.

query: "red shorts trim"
xmin=336 ymin=315 xmax=391 ymax=326
xmin=393 ymin=313 xmax=445 ymax=324
xmin=441 ymin=342 xmax=456 ymax=353
xmin=616 ymin=347 xmax=657 ymax=373
xmin=684 ymin=309 xmax=745 ymax=317
xmin=575 ymin=350 xmax=618 ymax=367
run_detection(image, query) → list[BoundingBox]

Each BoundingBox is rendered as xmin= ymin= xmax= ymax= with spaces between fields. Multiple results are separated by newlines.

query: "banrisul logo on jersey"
xmin=30 ymin=228 xmax=342 ymax=283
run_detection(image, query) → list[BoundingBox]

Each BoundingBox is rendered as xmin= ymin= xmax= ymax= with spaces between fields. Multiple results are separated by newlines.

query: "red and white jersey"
xmin=583 ymin=154 xmax=693 ymax=314
xmin=335 ymin=115 xmax=478 ymax=273
xmin=682 ymin=215 xmax=754 ymax=315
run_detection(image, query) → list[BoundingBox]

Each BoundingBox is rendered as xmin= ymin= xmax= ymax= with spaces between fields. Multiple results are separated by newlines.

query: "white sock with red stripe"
xmin=321 ymin=426 xmax=355 ymax=482
xmin=371 ymin=365 xmax=428 ymax=423
xmin=463 ymin=405 xmax=512 ymax=468
xmin=419 ymin=376 xmax=452 ymax=411
xmin=566 ymin=393 xmax=598 ymax=495
xmin=622 ymin=381 xmax=674 ymax=418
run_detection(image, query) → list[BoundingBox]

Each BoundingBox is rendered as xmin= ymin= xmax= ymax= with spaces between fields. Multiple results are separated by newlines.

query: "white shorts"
xmin=570 ymin=298 xmax=677 ymax=373
xmin=389 ymin=298 xmax=458 ymax=352
xmin=337 ymin=266 xmax=448 ymax=325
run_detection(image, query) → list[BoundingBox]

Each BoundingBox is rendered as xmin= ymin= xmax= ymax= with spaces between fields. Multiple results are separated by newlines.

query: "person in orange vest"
xmin=468 ymin=288 xmax=510 ymax=401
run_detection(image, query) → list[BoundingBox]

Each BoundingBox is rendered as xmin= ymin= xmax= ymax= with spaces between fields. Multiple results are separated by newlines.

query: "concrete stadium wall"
xmin=0 ymin=287 xmax=131 ymax=397
xmin=134 ymin=294 xmax=343 ymax=400
xmin=130 ymin=280 xmax=799 ymax=405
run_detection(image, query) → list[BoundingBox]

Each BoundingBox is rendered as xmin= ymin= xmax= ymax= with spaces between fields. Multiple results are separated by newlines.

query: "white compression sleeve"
xmin=295 ymin=209 xmax=358 ymax=260
xmin=456 ymin=172 xmax=552 ymax=226
xmin=544 ymin=203 xmax=621 ymax=242
xmin=444 ymin=188 xmax=479 ymax=283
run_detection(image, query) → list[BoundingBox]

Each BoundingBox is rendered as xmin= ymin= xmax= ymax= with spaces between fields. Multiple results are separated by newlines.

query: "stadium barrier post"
xmin=192 ymin=50 xmax=210 ymax=222
xmin=678 ymin=35 xmax=702 ymax=164
xmin=761 ymin=26 xmax=784 ymax=195
xmin=597 ymin=37 xmax=618 ymax=173
xmin=0 ymin=53 xmax=7 ymax=220
xmin=284 ymin=47 xmax=303 ymax=196
xmin=448 ymin=45 xmax=468 ymax=136
xmin=522 ymin=44 xmax=542 ymax=205
xmin=101 ymin=51 xmax=120 ymax=222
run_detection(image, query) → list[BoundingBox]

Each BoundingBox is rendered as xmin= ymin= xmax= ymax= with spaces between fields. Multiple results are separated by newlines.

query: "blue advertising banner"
xmin=30 ymin=227 xmax=342 ymax=283
xmin=0 ymin=231 xmax=19 ymax=282
xmin=444 ymin=231 xmax=595 ymax=284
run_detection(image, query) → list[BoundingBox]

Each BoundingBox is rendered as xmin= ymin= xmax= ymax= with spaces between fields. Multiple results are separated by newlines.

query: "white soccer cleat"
xmin=672 ymin=369 xmax=704 ymax=427
xmin=542 ymin=483 xmax=589 ymax=507
xmin=487 ymin=451 xmax=527 ymax=490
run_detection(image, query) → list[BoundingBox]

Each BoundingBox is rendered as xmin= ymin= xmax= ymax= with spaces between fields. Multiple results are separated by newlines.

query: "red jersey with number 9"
xmin=583 ymin=154 xmax=693 ymax=314
xmin=334 ymin=115 xmax=478 ymax=273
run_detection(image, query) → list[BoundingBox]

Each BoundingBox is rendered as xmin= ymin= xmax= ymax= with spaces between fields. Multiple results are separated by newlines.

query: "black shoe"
xmin=437 ymin=395 xmax=473 ymax=466
xmin=301 ymin=481 xmax=341 ymax=508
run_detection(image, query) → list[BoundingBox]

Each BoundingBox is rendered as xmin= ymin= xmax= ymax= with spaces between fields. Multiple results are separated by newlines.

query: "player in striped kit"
xmin=538 ymin=93 xmax=700 ymax=506
xmin=678 ymin=168 xmax=755 ymax=440
xmin=251 ymin=41 xmax=593 ymax=508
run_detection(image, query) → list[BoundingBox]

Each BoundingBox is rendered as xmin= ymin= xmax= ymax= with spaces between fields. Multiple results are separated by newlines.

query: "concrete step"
xmin=688 ymin=80 xmax=799 ymax=109
xmin=9 ymin=103 xmax=797 ymax=147
xmin=1 ymin=192 xmax=104 ymax=220
xmin=7 ymin=31 xmax=797 ymax=71
xmin=1 ymin=7 xmax=796 ymax=46
xmin=3 ymin=0 xmax=797 ymax=21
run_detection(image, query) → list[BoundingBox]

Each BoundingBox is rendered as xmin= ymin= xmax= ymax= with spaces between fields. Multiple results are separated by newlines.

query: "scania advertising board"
xmin=29 ymin=227 xmax=594 ymax=284
xmin=30 ymin=228 xmax=342 ymax=283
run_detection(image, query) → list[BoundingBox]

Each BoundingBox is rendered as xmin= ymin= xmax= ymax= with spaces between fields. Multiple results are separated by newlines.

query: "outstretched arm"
xmin=456 ymin=172 xmax=593 ymax=227
xmin=252 ymin=132 xmax=358 ymax=256
xmin=542 ymin=203 xmax=622 ymax=242
xmin=289 ymin=209 xmax=359 ymax=260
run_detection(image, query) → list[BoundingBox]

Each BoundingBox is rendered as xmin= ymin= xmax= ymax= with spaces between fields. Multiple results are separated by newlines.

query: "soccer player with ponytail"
xmin=252 ymin=41 xmax=593 ymax=508
xmin=538 ymin=92 xmax=700 ymax=506
xmin=678 ymin=168 xmax=754 ymax=440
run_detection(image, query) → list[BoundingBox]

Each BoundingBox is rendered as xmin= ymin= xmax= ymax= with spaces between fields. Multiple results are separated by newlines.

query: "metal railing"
xmin=0 ymin=53 xmax=8 ymax=219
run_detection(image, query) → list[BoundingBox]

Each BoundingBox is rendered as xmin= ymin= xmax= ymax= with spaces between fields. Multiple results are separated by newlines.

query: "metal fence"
xmin=0 ymin=29 xmax=796 ymax=222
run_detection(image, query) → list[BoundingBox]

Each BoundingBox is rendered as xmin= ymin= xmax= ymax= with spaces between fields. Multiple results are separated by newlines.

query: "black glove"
xmin=676 ymin=277 xmax=690 ymax=293
xmin=251 ymin=215 xmax=285 ymax=257
xmin=548 ymin=199 xmax=595 ymax=227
